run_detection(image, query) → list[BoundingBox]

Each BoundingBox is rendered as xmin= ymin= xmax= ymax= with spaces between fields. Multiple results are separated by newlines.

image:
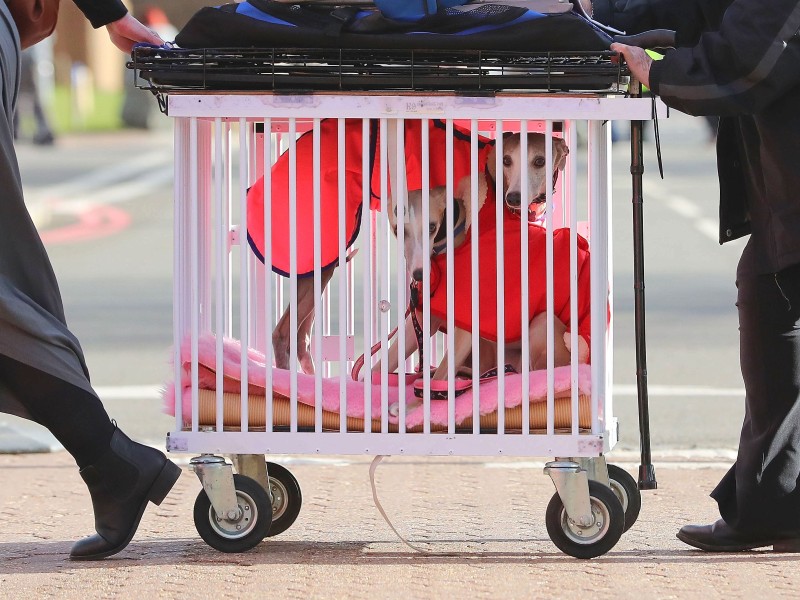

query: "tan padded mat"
xmin=189 ymin=389 xmax=592 ymax=433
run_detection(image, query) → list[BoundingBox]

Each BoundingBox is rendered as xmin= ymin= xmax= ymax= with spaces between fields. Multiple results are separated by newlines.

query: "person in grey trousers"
xmin=0 ymin=1 xmax=181 ymax=560
xmin=601 ymin=0 xmax=800 ymax=552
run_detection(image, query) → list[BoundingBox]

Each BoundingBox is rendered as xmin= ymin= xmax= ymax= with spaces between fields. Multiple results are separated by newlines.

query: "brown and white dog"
xmin=274 ymin=131 xmax=571 ymax=378
xmin=369 ymin=132 xmax=584 ymax=387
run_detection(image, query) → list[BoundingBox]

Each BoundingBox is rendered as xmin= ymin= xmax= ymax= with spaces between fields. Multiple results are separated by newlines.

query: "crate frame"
xmin=164 ymin=92 xmax=668 ymax=460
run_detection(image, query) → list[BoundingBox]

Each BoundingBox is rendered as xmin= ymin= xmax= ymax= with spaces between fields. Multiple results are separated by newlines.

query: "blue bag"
xmin=373 ymin=0 xmax=470 ymax=21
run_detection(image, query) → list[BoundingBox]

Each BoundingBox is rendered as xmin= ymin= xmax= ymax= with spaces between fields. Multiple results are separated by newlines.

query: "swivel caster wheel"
xmin=606 ymin=464 xmax=642 ymax=532
xmin=194 ymin=474 xmax=272 ymax=552
xmin=264 ymin=462 xmax=302 ymax=537
xmin=545 ymin=480 xmax=624 ymax=559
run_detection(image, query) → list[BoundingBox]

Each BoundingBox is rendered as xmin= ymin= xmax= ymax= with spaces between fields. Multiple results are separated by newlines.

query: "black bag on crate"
xmin=174 ymin=0 xmax=612 ymax=51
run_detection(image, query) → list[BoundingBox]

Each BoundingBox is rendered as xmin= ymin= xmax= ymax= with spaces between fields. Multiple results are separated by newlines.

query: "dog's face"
xmin=487 ymin=132 xmax=569 ymax=220
xmin=390 ymin=186 xmax=450 ymax=282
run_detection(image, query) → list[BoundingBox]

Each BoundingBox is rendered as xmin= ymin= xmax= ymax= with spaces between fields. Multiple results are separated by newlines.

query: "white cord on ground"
xmin=369 ymin=455 xmax=461 ymax=556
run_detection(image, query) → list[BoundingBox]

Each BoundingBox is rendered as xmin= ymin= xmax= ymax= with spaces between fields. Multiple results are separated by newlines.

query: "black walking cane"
xmin=629 ymin=78 xmax=658 ymax=490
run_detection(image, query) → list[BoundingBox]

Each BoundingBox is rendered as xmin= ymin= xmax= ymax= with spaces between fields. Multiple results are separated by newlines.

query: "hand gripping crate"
xmin=158 ymin=66 xmax=667 ymax=558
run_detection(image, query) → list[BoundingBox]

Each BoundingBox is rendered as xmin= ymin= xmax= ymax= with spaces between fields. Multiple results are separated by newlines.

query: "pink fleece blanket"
xmin=163 ymin=334 xmax=591 ymax=429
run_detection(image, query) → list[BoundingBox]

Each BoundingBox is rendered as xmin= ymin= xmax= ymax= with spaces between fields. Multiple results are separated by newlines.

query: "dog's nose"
xmin=412 ymin=268 xmax=424 ymax=281
xmin=505 ymin=191 xmax=522 ymax=207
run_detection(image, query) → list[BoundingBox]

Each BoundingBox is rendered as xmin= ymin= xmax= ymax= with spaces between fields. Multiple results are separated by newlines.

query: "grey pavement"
xmin=2 ymin=451 xmax=799 ymax=599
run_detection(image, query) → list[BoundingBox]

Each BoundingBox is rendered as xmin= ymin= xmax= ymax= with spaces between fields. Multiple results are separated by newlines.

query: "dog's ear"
xmin=553 ymin=137 xmax=569 ymax=171
xmin=455 ymin=174 xmax=488 ymax=233
xmin=486 ymin=142 xmax=497 ymax=183
xmin=388 ymin=192 xmax=402 ymax=232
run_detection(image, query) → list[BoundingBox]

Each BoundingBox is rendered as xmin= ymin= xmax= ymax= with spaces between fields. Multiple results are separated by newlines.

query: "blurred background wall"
xmin=53 ymin=0 xmax=208 ymax=91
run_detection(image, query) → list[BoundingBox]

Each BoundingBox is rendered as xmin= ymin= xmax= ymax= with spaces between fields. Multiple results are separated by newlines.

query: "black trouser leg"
xmin=711 ymin=259 xmax=800 ymax=533
xmin=0 ymin=354 xmax=115 ymax=467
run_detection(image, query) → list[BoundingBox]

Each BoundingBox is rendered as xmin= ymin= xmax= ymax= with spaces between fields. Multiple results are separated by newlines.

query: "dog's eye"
xmin=503 ymin=155 xmax=512 ymax=167
xmin=533 ymin=156 xmax=546 ymax=168
xmin=429 ymin=223 xmax=437 ymax=235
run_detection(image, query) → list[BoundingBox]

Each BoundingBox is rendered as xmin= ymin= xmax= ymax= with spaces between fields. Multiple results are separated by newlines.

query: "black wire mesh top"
xmin=129 ymin=46 xmax=628 ymax=93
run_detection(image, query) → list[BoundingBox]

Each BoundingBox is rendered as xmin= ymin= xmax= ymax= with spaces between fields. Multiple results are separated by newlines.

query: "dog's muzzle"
xmin=532 ymin=193 xmax=547 ymax=204
xmin=505 ymin=191 xmax=522 ymax=208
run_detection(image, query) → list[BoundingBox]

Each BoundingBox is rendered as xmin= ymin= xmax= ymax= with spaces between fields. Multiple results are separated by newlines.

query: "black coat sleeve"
xmin=71 ymin=0 xmax=127 ymax=29
xmin=648 ymin=0 xmax=800 ymax=116
xmin=593 ymin=0 xmax=731 ymax=45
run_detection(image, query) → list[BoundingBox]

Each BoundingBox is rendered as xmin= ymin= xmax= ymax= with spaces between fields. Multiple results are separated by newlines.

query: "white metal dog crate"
xmin=160 ymin=87 xmax=666 ymax=557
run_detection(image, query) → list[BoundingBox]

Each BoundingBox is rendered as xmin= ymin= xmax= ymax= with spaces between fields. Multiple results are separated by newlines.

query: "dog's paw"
xmin=564 ymin=332 xmax=590 ymax=364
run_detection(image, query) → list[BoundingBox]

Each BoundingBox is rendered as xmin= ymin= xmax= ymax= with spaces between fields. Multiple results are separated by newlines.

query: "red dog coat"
xmin=246 ymin=119 xmax=493 ymax=276
xmin=420 ymin=186 xmax=593 ymax=347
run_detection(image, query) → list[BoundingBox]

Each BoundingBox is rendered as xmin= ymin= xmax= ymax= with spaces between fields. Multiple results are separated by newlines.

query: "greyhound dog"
xmin=274 ymin=131 xmax=570 ymax=376
xmin=367 ymin=132 xmax=584 ymax=388
xmin=491 ymin=131 xmax=569 ymax=221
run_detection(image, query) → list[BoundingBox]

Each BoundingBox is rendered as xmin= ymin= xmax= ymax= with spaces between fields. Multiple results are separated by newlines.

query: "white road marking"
xmin=613 ymin=384 xmax=742 ymax=397
xmin=93 ymin=384 xmax=164 ymax=400
xmin=25 ymin=151 xmax=174 ymax=215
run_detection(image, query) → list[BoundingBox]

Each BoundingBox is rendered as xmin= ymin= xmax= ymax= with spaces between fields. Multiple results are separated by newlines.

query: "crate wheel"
xmin=265 ymin=462 xmax=302 ymax=537
xmin=606 ymin=464 xmax=642 ymax=532
xmin=194 ymin=474 xmax=272 ymax=553
xmin=545 ymin=480 xmax=624 ymax=559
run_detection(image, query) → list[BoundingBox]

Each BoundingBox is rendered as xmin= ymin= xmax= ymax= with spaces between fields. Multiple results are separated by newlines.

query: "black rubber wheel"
xmin=193 ymin=474 xmax=272 ymax=553
xmin=264 ymin=462 xmax=302 ymax=537
xmin=606 ymin=464 xmax=642 ymax=533
xmin=545 ymin=479 xmax=625 ymax=559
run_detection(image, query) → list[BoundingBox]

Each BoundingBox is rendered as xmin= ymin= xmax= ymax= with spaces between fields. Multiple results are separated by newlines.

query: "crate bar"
xmin=421 ymin=119 xmax=432 ymax=435
xmin=391 ymin=119 xmax=408 ymax=433
xmin=263 ymin=118 xmax=274 ymax=432
xmin=442 ymin=119 xmax=454 ymax=433
xmin=568 ymin=121 xmax=580 ymax=436
xmin=288 ymin=118 xmax=299 ymax=432
xmin=494 ymin=121 xmax=505 ymax=435
xmin=247 ymin=124 xmax=268 ymax=356
xmin=308 ymin=119 xmax=320 ymax=433
xmin=470 ymin=120 xmax=480 ymax=435
xmin=274 ymin=132 xmax=284 ymax=328
xmin=199 ymin=123 xmax=214 ymax=335
xmin=168 ymin=431 xmax=609 ymax=458
xmin=323 ymin=260 xmax=332 ymax=379
xmin=337 ymin=118 xmax=347 ymax=432
xmin=167 ymin=95 xmax=666 ymax=122
xmin=588 ymin=120 xmax=610 ymax=435
xmin=378 ymin=118 xmax=390 ymax=432
xmin=214 ymin=118 xmax=226 ymax=432
xmin=545 ymin=120 xmax=556 ymax=437
xmin=172 ymin=118 xmax=187 ymax=432
xmin=189 ymin=117 xmax=200 ymax=433
xmin=520 ymin=120 xmax=530 ymax=436
xmin=361 ymin=118 xmax=373 ymax=431
xmin=239 ymin=119 xmax=250 ymax=432
xmin=602 ymin=120 xmax=615 ymax=435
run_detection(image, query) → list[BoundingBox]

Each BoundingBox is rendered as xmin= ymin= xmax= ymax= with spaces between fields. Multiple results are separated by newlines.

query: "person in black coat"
xmin=0 ymin=1 xmax=182 ymax=560
xmin=601 ymin=0 xmax=800 ymax=551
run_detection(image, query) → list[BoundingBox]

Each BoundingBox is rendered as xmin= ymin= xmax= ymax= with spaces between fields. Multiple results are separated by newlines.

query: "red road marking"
xmin=40 ymin=204 xmax=131 ymax=245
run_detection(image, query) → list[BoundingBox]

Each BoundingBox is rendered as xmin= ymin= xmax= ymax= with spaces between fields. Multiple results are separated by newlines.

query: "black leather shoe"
xmin=677 ymin=519 xmax=800 ymax=552
xmin=70 ymin=428 xmax=182 ymax=560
